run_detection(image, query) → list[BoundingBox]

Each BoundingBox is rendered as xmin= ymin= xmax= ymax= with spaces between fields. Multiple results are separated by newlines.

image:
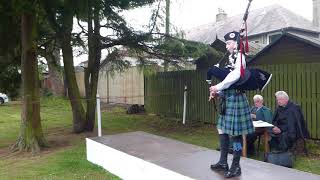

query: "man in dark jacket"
xmin=269 ymin=91 xmax=309 ymax=152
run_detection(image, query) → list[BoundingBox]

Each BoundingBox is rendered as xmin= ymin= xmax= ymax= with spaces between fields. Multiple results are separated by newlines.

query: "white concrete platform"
xmin=86 ymin=131 xmax=320 ymax=180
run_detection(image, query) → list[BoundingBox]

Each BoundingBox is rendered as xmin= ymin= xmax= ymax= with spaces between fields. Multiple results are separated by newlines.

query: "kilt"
xmin=217 ymin=89 xmax=254 ymax=136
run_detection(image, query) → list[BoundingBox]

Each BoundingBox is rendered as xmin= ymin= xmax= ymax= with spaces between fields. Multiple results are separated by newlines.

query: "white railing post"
xmin=97 ymin=94 xmax=102 ymax=137
xmin=183 ymin=85 xmax=187 ymax=125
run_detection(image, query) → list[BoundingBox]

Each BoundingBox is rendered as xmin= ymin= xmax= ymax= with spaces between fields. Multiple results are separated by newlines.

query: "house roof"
xmin=185 ymin=5 xmax=320 ymax=44
xmin=248 ymin=32 xmax=320 ymax=65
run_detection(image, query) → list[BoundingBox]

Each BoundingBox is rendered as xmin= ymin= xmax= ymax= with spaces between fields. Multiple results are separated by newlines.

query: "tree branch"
xmin=41 ymin=1 xmax=61 ymax=35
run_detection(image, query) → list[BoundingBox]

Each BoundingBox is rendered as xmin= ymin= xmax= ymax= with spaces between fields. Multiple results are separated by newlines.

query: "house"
xmin=186 ymin=3 xmax=320 ymax=53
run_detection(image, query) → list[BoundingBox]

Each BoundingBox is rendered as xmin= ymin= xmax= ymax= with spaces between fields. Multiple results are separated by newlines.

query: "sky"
xmin=74 ymin=0 xmax=314 ymax=65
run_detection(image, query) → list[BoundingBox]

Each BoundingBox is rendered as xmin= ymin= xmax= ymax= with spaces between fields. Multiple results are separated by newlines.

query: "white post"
xmin=183 ymin=85 xmax=187 ymax=125
xmin=97 ymin=94 xmax=102 ymax=137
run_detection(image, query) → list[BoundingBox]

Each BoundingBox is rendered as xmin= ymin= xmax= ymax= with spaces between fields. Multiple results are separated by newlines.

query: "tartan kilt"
xmin=217 ymin=89 xmax=254 ymax=136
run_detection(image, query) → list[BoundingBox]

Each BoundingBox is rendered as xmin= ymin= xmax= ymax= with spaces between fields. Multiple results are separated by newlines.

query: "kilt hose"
xmin=217 ymin=89 xmax=254 ymax=136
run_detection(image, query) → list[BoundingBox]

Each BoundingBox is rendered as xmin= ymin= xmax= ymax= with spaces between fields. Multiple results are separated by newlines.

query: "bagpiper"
xmin=207 ymin=1 xmax=273 ymax=178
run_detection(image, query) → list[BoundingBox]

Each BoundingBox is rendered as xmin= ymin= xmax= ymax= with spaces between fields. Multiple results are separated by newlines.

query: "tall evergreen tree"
xmin=43 ymin=0 xmax=87 ymax=133
xmin=10 ymin=0 xmax=47 ymax=153
xmin=80 ymin=0 xmax=217 ymax=131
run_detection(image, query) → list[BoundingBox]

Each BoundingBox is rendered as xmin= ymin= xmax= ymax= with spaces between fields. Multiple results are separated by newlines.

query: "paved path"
xmin=89 ymin=131 xmax=320 ymax=180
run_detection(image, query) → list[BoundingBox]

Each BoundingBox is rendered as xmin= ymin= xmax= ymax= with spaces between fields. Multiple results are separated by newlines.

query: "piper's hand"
xmin=208 ymin=85 xmax=218 ymax=101
xmin=209 ymin=85 xmax=218 ymax=94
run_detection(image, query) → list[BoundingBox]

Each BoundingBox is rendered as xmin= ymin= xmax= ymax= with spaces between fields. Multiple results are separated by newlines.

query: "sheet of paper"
xmin=253 ymin=120 xmax=274 ymax=128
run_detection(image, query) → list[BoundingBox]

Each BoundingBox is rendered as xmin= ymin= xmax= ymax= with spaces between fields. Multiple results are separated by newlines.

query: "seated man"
xmin=269 ymin=91 xmax=309 ymax=152
xmin=247 ymin=94 xmax=273 ymax=155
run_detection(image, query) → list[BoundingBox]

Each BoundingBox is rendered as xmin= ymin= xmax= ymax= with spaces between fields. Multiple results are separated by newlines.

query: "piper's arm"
xmin=215 ymin=53 xmax=246 ymax=91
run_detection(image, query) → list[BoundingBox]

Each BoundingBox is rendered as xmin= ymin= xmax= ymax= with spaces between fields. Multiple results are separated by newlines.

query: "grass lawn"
xmin=0 ymin=97 xmax=320 ymax=179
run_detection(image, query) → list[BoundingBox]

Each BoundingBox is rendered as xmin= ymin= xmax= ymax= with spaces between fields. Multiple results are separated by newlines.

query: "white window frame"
xmin=267 ymin=32 xmax=282 ymax=44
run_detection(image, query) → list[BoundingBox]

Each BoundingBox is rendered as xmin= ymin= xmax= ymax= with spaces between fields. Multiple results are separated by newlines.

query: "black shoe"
xmin=224 ymin=166 xmax=241 ymax=178
xmin=210 ymin=162 xmax=229 ymax=172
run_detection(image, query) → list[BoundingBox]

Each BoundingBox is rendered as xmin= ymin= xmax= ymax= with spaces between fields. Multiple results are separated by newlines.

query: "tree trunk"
xmin=42 ymin=0 xmax=86 ymax=133
xmin=46 ymin=49 xmax=65 ymax=96
xmin=85 ymin=1 xmax=101 ymax=131
xmin=11 ymin=13 xmax=47 ymax=153
xmin=60 ymin=4 xmax=86 ymax=133
xmin=61 ymin=36 xmax=86 ymax=133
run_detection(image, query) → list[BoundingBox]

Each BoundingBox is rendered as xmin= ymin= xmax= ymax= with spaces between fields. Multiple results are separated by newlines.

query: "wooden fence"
xmin=75 ymin=67 xmax=144 ymax=104
xmin=145 ymin=63 xmax=320 ymax=139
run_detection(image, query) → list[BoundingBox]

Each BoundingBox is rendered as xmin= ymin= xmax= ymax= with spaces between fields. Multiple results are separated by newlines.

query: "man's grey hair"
xmin=275 ymin=91 xmax=289 ymax=100
xmin=253 ymin=94 xmax=263 ymax=102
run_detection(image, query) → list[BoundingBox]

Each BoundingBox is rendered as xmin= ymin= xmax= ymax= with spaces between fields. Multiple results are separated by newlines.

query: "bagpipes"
xmin=207 ymin=0 xmax=272 ymax=94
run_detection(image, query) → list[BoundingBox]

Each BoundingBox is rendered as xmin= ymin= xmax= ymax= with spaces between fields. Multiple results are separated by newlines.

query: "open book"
xmin=253 ymin=120 xmax=274 ymax=128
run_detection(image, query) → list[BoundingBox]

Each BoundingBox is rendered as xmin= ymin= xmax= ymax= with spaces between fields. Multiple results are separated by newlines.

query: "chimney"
xmin=216 ymin=8 xmax=227 ymax=22
xmin=313 ymin=0 xmax=320 ymax=27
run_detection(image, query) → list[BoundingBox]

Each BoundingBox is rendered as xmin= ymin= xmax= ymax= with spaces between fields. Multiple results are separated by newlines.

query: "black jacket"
xmin=272 ymin=101 xmax=310 ymax=141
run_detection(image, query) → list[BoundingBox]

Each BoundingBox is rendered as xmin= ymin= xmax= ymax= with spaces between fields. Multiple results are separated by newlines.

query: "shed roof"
xmin=248 ymin=32 xmax=320 ymax=65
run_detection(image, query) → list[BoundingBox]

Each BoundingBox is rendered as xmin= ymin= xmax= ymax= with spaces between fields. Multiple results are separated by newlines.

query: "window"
xmin=267 ymin=32 xmax=282 ymax=44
